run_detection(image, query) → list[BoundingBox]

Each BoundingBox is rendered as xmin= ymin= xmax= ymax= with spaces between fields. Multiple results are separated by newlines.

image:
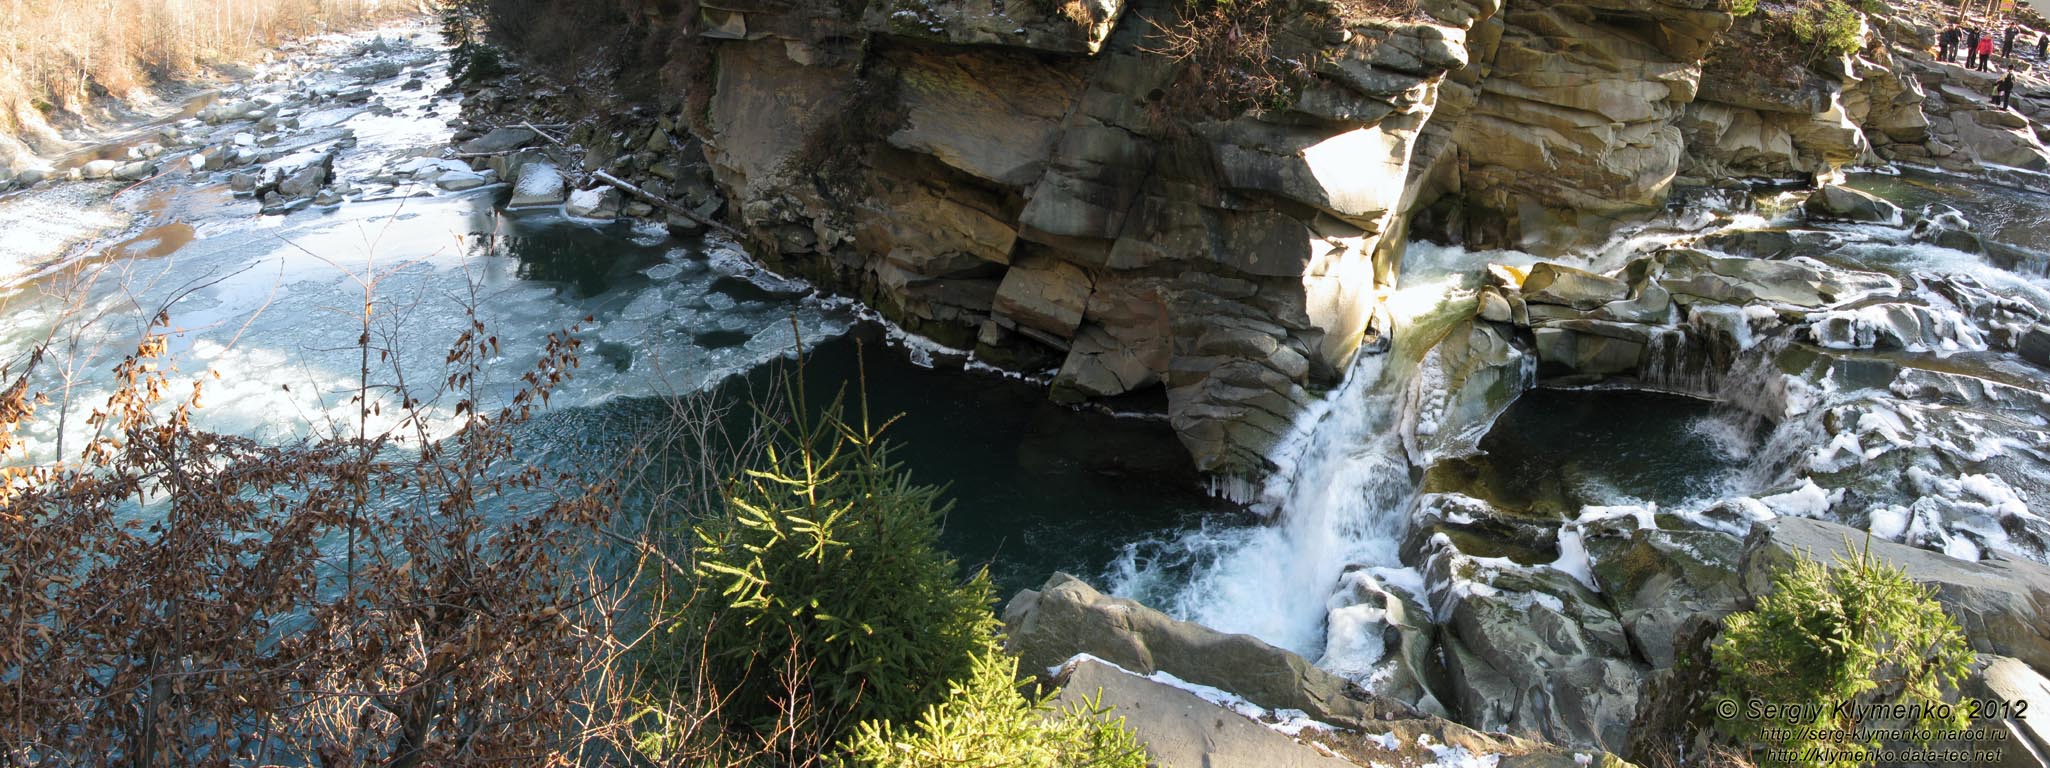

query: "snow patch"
xmin=1759 ymin=479 xmax=1838 ymax=519
xmin=1049 ymin=654 xmax=1340 ymax=739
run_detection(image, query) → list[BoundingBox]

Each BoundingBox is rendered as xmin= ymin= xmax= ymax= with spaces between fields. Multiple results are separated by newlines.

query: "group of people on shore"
xmin=1937 ymin=21 xmax=2044 ymax=71
xmin=1937 ymin=19 xmax=2033 ymax=109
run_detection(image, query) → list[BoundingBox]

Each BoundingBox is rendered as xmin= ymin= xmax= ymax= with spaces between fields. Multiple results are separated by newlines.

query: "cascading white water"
xmin=1106 ymin=243 xmax=1520 ymax=668
xmin=1104 ymin=353 xmax=1414 ymax=658
xmin=1112 ymin=173 xmax=2050 ymax=684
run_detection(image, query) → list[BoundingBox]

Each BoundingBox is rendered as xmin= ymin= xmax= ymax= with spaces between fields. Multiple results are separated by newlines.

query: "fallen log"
xmin=591 ymin=169 xmax=742 ymax=238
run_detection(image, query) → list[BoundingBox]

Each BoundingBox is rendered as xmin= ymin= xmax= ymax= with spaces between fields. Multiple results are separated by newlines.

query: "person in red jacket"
xmin=1977 ymin=34 xmax=1997 ymax=71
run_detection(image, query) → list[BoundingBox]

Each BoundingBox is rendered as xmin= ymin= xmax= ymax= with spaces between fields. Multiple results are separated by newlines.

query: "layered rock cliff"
xmin=459 ymin=0 xmax=2048 ymax=476
xmin=671 ymin=0 xmax=1484 ymax=478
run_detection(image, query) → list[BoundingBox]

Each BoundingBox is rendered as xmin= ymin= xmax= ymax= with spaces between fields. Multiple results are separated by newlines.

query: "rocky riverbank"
xmin=0 ymin=27 xmax=462 ymax=286
xmin=440 ymin=0 xmax=2050 ymax=481
xmin=424 ymin=3 xmax=2050 ymax=762
xmin=1379 ymin=181 xmax=2050 ymax=757
xmin=10 ymin=1 xmax=2031 ymax=764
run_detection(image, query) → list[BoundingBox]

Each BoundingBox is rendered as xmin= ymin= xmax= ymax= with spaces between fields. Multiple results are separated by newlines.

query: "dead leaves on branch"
xmin=0 ymin=302 xmax=627 ymax=766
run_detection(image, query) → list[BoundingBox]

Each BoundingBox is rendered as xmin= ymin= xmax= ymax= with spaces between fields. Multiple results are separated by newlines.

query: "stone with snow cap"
xmin=565 ymin=187 xmax=620 ymax=220
xmin=1004 ymin=572 xmax=1412 ymax=729
xmin=1049 ymin=659 xmax=1356 ymax=768
xmin=508 ymin=160 xmax=566 ymax=209
xmin=1423 ymin=530 xmax=1647 ymax=750
xmin=1014 ymin=575 xmax=1637 ymax=767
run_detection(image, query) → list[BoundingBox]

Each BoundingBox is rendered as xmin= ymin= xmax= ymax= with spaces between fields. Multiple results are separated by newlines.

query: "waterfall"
xmin=1105 ymin=351 xmax=1420 ymax=660
xmin=1106 ymin=243 xmax=1500 ymax=669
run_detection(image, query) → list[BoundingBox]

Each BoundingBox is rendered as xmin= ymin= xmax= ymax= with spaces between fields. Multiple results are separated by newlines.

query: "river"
xmin=0 ymin=25 xmax=1233 ymax=599
xmin=6 ymin=22 xmax=2048 ymax=697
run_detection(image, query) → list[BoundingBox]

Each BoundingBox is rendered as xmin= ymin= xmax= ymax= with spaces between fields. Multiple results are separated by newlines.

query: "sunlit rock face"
xmin=1423 ymin=1 xmax=1732 ymax=249
xmin=637 ymin=0 xmax=2037 ymax=473
xmin=682 ymin=0 xmax=1488 ymax=475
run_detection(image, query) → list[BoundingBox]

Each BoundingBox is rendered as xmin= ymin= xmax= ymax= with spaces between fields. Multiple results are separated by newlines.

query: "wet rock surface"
xmin=1010 ymin=573 xmax=1634 ymax=767
xmin=438 ymin=0 xmax=2050 ymax=477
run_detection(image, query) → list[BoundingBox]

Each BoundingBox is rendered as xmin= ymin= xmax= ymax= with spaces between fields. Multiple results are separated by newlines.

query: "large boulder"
xmin=990 ymin=254 xmax=1092 ymax=342
xmin=1804 ymin=185 xmax=1903 ymax=224
xmin=1003 ymin=573 xmax=1410 ymax=729
xmin=1520 ymin=263 xmax=1631 ymax=310
xmin=1960 ymin=655 xmax=2050 ymax=766
xmin=1585 ymin=523 xmax=1748 ymax=669
xmin=1422 ymin=530 xmax=1648 ymax=751
xmin=688 ymin=0 xmax=1488 ymax=476
xmin=435 ymin=169 xmax=494 ymax=191
xmin=457 ymin=125 xmax=540 ymax=155
xmin=508 ymin=160 xmax=567 ymax=209
xmin=275 ymin=157 xmax=332 ymax=200
xmin=1049 ymin=660 xmax=1356 ymax=768
xmin=111 ymin=160 xmax=156 ymax=182
xmin=1053 ymin=657 xmax=1626 ymax=768
xmin=1445 ymin=0 xmax=1734 ymax=247
xmin=859 ymin=0 xmax=1124 ymax=54
xmin=1949 ymin=105 xmax=2050 ymax=170
xmin=565 ymin=186 xmax=621 ymax=219
xmin=1014 ymin=574 xmax=1637 ymax=767
xmin=79 ymin=159 xmax=121 ymax=180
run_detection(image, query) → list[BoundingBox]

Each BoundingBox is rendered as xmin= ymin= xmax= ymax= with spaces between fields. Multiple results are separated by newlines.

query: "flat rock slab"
xmin=1052 ymin=660 xmax=1358 ymax=768
xmin=459 ymin=126 xmax=540 ymax=155
xmin=508 ymin=161 xmax=566 ymax=209
xmin=1968 ymin=655 xmax=2050 ymax=766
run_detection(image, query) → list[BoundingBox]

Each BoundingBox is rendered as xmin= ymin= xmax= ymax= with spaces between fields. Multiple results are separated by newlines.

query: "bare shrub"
xmin=1146 ymin=0 xmax=1310 ymax=121
xmin=0 ymin=271 xmax=633 ymax=764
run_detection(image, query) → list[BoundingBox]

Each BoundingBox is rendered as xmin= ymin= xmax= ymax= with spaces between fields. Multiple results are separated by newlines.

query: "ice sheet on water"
xmin=392 ymin=156 xmax=471 ymax=177
xmin=599 ymin=319 xmax=651 ymax=345
xmin=2 ymin=197 xmax=855 ymax=469
xmin=629 ymin=220 xmax=670 ymax=245
xmin=850 ymin=304 xmax=970 ymax=369
xmin=618 ymin=291 xmax=671 ymax=322
xmin=298 ymin=106 xmax=364 ymax=130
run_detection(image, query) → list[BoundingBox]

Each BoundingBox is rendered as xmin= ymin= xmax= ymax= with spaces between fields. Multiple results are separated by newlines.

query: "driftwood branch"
xmin=512 ymin=121 xmax=742 ymax=238
xmin=592 ymin=170 xmax=741 ymax=238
